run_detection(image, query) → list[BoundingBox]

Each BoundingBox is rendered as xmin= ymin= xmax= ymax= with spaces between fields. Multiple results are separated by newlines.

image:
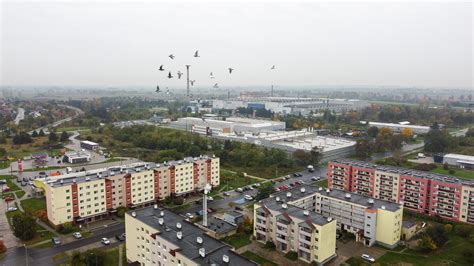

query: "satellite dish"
xmin=204 ymin=183 xmax=212 ymax=194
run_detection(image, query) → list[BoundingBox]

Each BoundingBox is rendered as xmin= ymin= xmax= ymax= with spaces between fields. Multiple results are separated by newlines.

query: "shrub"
xmin=284 ymin=251 xmax=298 ymax=261
xmin=449 ymin=169 xmax=455 ymax=174
xmin=0 ymin=240 xmax=6 ymax=254
xmin=443 ymin=162 xmax=449 ymax=170
xmin=11 ymin=212 xmax=36 ymax=241
xmin=57 ymin=222 xmax=75 ymax=234
xmin=263 ymin=241 xmax=276 ymax=250
xmin=414 ymin=163 xmax=437 ymax=171
xmin=417 ymin=235 xmax=437 ymax=252
xmin=443 ymin=224 xmax=453 ymax=233
xmin=116 ymin=206 xmax=127 ymax=218
xmin=36 ymin=209 xmax=48 ymax=222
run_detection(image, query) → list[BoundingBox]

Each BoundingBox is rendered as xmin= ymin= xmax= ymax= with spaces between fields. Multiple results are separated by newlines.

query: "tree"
xmin=367 ymin=126 xmax=379 ymax=138
xmin=13 ymin=132 xmax=32 ymax=145
xmin=355 ymin=139 xmax=372 ymax=159
xmin=255 ymin=183 xmax=276 ymax=201
xmin=418 ymin=235 xmax=437 ymax=251
xmin=401 ymin=128 xmax=414 ymax=140
xmin=49 ymin=131 xmax=58 ymax=143
xmin=31 ymin=130 xmax=38 ymax=137
xmin=11 ymin=212 xmax=36 ymax=241
xmin=116 ymin=206 xmax=127 ymax=218
xmin=443 ymin=224 xmax=453 ymax=234
xmin=60 ymin=131 xmax=69 ymax=142
xmin=38 ymin=129 xmax=45 ymax=136
xmin=424 ymin=129 xmax=451 ymax=153
xmin=35 ymin=209 xmax=48 ymax=222
xmin=70 ymin=249 xmax=106 ymax=266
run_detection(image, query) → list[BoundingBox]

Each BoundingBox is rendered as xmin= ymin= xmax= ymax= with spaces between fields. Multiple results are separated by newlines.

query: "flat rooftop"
xmin=330 ymin=159 xmax=474 ymax=187
xmin=262 ymin=184 xmax=401 ymax=212
xmin=42 ymin=155 xmax=215 ymax=188
xmin=128 ymin=207 xmax=257 ymax=266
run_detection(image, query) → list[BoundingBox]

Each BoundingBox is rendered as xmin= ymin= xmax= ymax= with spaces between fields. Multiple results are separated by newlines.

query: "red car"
xmin=4 ymin=196 xmax=14 ymax=202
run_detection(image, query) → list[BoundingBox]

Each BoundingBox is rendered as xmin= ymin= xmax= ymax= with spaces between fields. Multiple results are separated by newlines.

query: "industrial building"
xmin=215 ymin=130 xmax=356 ymax=161
xmin=443 ymin=153 xmax=474 ymax=169
xmin=361 ymin=121 xmax=431 ymax=134
xmin=64 ymin=151 xmax=91 ymax=164
xmin=169 ymin=116 xmax=286 ymax=134
xmin=212 ymin=97 xmax=369 ymax=116
xmin=254 ymin=184 xmax=403 ymax=265
xmin=125 ymin=206 xmax=257 ymax=266
xmin=80 ymin=140 xmax=99 ymax=150
xmin=328 ymin=159 xmax=474 ymax=224
xmin=36 ymin=156 xmax=220 ymax=226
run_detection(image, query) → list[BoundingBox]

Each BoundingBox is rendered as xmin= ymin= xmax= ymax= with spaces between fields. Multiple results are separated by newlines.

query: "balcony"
xmin=438 ymin=186 xmax=456 ymax=193
xmin=299 ymin=235 xmax=311 ymax=246
xmin=276 ymin=229 xmax=288 ymax=236
xmin=298 ymin=243 xmax=311 ymax=253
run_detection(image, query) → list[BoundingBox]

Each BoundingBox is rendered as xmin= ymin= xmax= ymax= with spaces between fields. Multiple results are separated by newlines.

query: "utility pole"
xmin=186 ymin=65 xmax=191 ymax=97
xmin=24 ymin=244 xmax=28 ymax=266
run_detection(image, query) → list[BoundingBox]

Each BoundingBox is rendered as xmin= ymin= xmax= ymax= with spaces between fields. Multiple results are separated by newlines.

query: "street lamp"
xmin=24 ymin=244 xmax=28 ymax=266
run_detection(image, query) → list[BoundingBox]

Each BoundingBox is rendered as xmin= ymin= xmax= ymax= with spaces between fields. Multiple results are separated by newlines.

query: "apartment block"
xmin=38 ymin=156 xmax=220 ymax=226
xmin=254 ymin=191 xmax=337 ymax=265
xmin=328 ymin=159 xmax=474 ymax=224
xmin=254 ymin=185 xmax=402 ymax=265
xmin=125 ymin=206 xmax=257 ymax=266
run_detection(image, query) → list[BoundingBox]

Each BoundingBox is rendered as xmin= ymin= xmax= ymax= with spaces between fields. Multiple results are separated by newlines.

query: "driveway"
xmin=330 ymin=240 xmax=386 ymax=265
xmin=0 ymin=197 xmax=20 ymax=249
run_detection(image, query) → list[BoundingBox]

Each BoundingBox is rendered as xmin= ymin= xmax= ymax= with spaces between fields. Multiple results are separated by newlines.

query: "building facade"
xmin=328 ymin=159 xmax=474 ymax=224
xmin=125 ymin=206 xmax=257 ymax=266
xmin=254 ymin=185 xmax=402 ymax=265
xmin=40 ymin=156 xmax=220 ymax=226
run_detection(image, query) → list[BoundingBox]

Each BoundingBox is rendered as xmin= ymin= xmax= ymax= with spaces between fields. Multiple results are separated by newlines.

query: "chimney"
xmin=303 ymin=210 xmax=309 ymax=216
xmin=286 ymin=192 xmax=292 ymax=198
xmin=381 ymin=205 xmax=386 ymax=210
xmin=282 ymin=203 xmax=287 ymax=209
xmin=176 ymin=222 xmax=182 ymax=229
xmin=275 ymin=196 xmax=280 ymax=202
xmin=160 ymin=210 xmax=164 ymax=217
xmin=158 ymin=218 xmax=164 ymax=225
xmin=345 ymin=193 xmax=351 ymax=199
xmin=300 ymin=187 xmax=306 ymax=193
xmin=131 ymin=212 xmax=136 ymax=217
xmin=154 ymin=204 xmax=158 ymax=209
xmin=196 ymin=236 xmax=203 ymax=244
xmin=223 ymin=254 xmax=230 ymax=263
xmin=176 ymin=231 xmax=182 ymax=240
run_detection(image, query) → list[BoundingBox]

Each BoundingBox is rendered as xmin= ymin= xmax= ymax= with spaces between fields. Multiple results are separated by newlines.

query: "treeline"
xmin=425 ymin=126 xmax=474 ymax=155
xmin=83 ymin=125 xmax=297 ymax=172
xmin=341 ymin=105 xmax=474 ymax=127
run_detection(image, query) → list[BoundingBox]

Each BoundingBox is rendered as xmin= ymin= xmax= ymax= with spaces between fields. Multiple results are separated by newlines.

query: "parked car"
xmin=361 ymin=254 xmax=375 ymax=263
xmin=254 ymin=183 xmax=261 ymax=187
xmin=234 ymin=206 xmax=243 ymax=211
xmin=208 ymin=196 xmax=214 ymax=201
xmin=52 ymin=237 xmax=61 ymax=245
xmin=292 ymin=173 xmax=298 ymax=177
xmin=2 ymin=187 xmax=10 ymax=192
xmin=21 ymin=182 xmax=27 ymax=187
xmin=311 ymin=176 xmax=321 ymax=181
xmin=207 ymin=208 xmax=213 ymax=213
xmin=244 ymin=195 xmax=253 ymax=201
xmin=22 ymin=177 xmax=28 ymax=182
xmin=235 ymin=188 xmax=243 ymax=193
xmin=0 ymin=179 xmax=6 ymax=185
xmin=72 ymin=232 xmax=82 ymax=239
xmin=7 ymin=206 xmax=18 ymax=212
xmin=185 ymin=213 xmax=194 ymax=219
xmin=4 ymin=196 xmax=14 ymax=202
xmin=116 ymin=233 xmax=126 ymax=241
xmin=29 ymin=176 xmax=34 ymax=181
xmin=223 ymin=192 xmax=231 ymax=196
xmin=289 ymin=183 xmax=295 ymax=187
xmin=101 ymin=237 xmax=111 ymax=245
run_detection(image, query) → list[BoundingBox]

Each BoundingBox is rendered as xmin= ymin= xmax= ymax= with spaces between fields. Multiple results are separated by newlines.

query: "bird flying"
xmin=169 ymin=54 xmax=175 ymax=59
xmin=159 ymin=65 xmax=165 ymax=71
xmin=190 ymin=80 xmax=195 ymax=86
xmin=271 ymin=65 xmax=276 ymax=70
xmin=209 ymin=72 xmax=215 ymax=79
xmin=213 ymin=83 xmax=219 ymax=88
xmin=156 ymin=86 xmax=160 ymax=93
xmin=228 ymin=68 xmax=234 ymax=74
xmin=168 ymin=72 xmax=173 ymax=79
xmin=194 ymin=50 xmax=200 ymax=57
xmin=177 ymin=71 xmax=183 ymax=79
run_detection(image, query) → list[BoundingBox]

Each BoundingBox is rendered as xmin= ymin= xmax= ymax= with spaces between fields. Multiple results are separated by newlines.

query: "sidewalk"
xmin=0 ymin=196 xmax=20 ymax=248
xmin=236 ymin=241 xmax=308 ymax=266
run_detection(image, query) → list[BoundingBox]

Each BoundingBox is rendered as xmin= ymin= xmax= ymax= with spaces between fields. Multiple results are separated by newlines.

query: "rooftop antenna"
xmin=203 ymin=183 xmax=212 ymax=227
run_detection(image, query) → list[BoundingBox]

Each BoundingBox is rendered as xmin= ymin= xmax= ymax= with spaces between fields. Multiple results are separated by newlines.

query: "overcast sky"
xmin=1 ymin=1 xmax=472 ymax=89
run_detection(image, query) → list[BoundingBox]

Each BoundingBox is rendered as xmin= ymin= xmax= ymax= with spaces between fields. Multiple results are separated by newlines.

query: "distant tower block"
xmin=186 ymin=65 xmax=191 ymax=97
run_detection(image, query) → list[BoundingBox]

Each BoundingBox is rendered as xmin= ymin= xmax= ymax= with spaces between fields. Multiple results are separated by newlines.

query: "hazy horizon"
xmin=1 ymin=1 xmax=472 ymax=89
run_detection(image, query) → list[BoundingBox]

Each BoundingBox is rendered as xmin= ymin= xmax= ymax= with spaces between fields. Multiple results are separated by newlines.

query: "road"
xmin=1 ymin=223 xmax=124 ymax=266
xmin=27 ymin=104 xmax=84 ymax=135
xmin=14 ymin=108 xmax=25 ymax=125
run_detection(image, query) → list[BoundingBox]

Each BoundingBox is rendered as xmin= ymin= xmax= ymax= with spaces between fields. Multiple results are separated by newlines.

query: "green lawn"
xmin=431 ymin=167 xmax=474 ymax=180
xmin=211 ymin=169 xmax=260 ymax=195
xmin=5 ymin=203 xmax=21 ymax=226
xmin=23 ymin=166 xmax=64 ymax=172
xmin=104 ymin=246 xmax=120 ymax=265
xmin=24 ymin=230 xmax=56 ymax=246
xmin=15 ymin=190 xmax=26 ymax=198
xmin=241 ymin=251 xmax=278 ymax=266
xmin=220 ymin=232 xmax=251 ymax=249
xmin=377 ymin=235 xmax=474 ymax=265
xmin=0 ymin=161 xmax=11 ymax=169
xmin=0 ymin=175 xmax=21 ymax=192
xmin=314 ymin=179 xmax=328 ymax=188
xmin=345 ymin=257 xmax=370 ymax=266
xmin=21 ymin=198 xmax=47 ymax=213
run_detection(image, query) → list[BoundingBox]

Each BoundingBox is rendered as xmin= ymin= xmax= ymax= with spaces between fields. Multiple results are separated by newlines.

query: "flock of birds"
xmin=155 ymin=50 xmax=276 ymax=96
